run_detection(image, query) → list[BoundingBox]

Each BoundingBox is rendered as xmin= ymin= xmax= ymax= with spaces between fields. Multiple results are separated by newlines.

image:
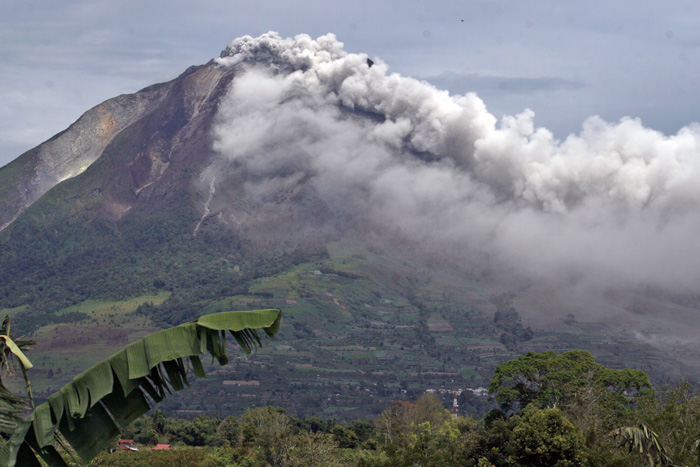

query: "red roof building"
xmin=117 ymin=439 xmax=138 ymax=451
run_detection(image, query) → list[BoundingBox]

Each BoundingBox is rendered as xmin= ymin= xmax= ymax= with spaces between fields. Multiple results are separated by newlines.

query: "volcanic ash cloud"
xmin=211 ymin=32 xmax=700 ymax=291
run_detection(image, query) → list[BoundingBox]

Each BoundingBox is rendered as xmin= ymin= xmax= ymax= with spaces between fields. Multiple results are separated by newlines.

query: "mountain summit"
xmin=2 ymin=32 xmax=700 ymax=417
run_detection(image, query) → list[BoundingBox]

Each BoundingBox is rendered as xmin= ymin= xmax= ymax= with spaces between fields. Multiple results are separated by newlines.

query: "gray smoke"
xmin=211 ymin=32 xmax=700 ymax=291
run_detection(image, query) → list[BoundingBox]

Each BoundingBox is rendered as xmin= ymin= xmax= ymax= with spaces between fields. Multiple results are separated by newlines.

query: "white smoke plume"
xmin=212 ymin=32 xmax=700 ymax=291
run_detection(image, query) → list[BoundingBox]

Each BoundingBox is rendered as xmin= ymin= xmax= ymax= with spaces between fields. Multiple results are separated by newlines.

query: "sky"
xmin=0 ymin=0 xmax=698 ymax=168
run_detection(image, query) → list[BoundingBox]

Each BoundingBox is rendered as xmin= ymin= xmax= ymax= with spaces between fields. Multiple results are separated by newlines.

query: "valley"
xmin=7 ymin=239 xmax=680 ymax=420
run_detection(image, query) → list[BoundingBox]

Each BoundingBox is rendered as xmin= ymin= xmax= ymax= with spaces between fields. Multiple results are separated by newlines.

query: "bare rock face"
xmin=0 ymin=78 xmax=171 ymax=231
xmin=84 ymin=64 xmax=235 ymax=224
xmin=0 ymin=61 xmax=241 ymax=231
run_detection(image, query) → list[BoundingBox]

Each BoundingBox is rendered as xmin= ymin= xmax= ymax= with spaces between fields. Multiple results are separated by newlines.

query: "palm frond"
xmin=0 ymin=316 xmax=35 ymax=437
xmin=0 ymin=309 xmax=281 ymax=466
xmin=610 ymin=425 xmax=678 ymax=467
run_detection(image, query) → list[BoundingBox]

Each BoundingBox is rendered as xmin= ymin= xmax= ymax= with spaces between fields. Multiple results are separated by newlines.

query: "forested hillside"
xmin=88 ymin=350 xmax=700 ymax=467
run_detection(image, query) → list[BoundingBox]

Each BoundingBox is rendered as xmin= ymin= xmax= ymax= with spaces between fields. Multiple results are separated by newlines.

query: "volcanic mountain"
xmin=2 ymin=32 xmax=700 ymax=418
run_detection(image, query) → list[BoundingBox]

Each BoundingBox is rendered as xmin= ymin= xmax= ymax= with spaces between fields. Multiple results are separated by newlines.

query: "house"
xmin=152 ymin=444 xmax=171 ymax=450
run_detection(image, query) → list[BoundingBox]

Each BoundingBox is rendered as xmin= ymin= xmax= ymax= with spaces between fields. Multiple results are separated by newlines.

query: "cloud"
xmin=211 ymin=32 xmax=700 ymax=291
xmin=423 ymin=71 xmax=584 ymax=95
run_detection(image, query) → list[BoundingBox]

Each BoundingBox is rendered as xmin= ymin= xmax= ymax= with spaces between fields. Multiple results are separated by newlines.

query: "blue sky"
xmin=1 ymin=0 xmax=698 ymax=167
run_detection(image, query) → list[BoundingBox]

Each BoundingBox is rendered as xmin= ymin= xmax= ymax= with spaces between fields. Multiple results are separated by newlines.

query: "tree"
xmin=488 ymin=350 xmax=650 ymax=415
xmin=511 ymin=405 xmax=586 ymax=467
xmin=637 ymin=380 xmax=700 ymax=466
xmin=240 ymin=406 xmax=294 ymax=467
xmin=374 ymin=393 xmax=476 ymax=465
xmin=215 ymin=415 xmax=240 ymax=445
xmin=168 ymin=414 xmax=219 ymax=446
xmin=0 ymin=308 xmax=282 ymax=466
xmin=330 ymin=424 xmax=359 ymax=449
xmin=287 ymin=432 xmax=345 ymax=467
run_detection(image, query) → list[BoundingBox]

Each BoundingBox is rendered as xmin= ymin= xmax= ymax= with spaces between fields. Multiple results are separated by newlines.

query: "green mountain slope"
xmin=0 ymin=55 xmax=697 ymax=420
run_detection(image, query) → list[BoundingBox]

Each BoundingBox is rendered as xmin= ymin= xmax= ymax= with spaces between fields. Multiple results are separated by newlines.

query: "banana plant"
xmin=610 ymin=424 xmax=679 ymax=467
xmin=0 ymin=308 xmax=281 ymax=466
xmin=0 ymin=316 xmax=35 ymax=436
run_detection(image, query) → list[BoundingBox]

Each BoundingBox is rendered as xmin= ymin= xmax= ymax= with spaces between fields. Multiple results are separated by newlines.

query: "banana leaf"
xmin=0 ymin=330 xmax=36 ymax=436
xmin=0 ymin=309 xmax=281 ymax=466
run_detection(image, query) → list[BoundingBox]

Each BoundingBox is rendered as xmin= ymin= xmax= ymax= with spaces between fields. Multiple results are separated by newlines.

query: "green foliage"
xmin=636 ymin=381 xmax=700 ymax=466
xmin=3 ymin=302 xmax=697 ymax=467
xmin=511 ymin=405 xmax=586 ymax=467
xmin=90 ymin=447 xmax=214 ymax=466
xmin=489 ymin=350 xmax=650 ymax=414
xmin=0 ymin=309 xmax=281 ymax=466
xmin=374 ymin=393 xmax=477 ymax=466
xmin=471 ymin=414 xmax=521 ymax=466
xmin=331 ymin=424 xmax=360 ymax=449
xmin=215 ymin=416 xmax=240 ymax=445
xmin=0 ymin=317 xmax=35 ymax=437
xmin=0 ymin=169 xmax=327 ymax=335
xmin=71 ymin=374 xmax=700 ymax=467
xmin=168 ymin=414 xmax=220 ymax=447
xmin=240 ymin=407 xmax=294 ymax=467
xmin=610 ymin=425 xmax=677 ymax=467
xmin=287 ymin=431 xmax=347 ymax=467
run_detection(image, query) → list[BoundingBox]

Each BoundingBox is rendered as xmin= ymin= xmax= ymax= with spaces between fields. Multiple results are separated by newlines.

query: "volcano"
xmin=2 ymin=32 xmax=700 ymax=418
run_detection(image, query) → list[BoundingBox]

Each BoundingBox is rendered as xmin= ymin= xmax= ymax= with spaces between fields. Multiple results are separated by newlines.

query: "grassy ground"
xmin=23 ymin=292 xmax=170 ymax=396
xmin=54 ymin=291 xmax=170 ymax=319
xmin=0 ymin=304 xmax=28 ymax=318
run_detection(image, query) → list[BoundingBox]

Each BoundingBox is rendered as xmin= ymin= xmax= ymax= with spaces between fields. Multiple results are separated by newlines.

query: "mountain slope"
xmin=0 ymin=79 xmax=173 ymax=231
xmin=1 ymin=32 xmax=700 ymax=418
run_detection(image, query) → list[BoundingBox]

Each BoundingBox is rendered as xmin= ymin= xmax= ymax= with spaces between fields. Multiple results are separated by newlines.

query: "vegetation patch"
xmin=343 ymin=353 xmax=375 ymax=359
xmin=0 ymin=304 xmax=27 ymax=317
xmin=294 ymin=367 xmax=357 ymax=374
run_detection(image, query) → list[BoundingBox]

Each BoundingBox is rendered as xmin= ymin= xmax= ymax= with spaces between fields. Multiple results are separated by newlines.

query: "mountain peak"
xmin=217 ymin=31 xmax=348 ymax=71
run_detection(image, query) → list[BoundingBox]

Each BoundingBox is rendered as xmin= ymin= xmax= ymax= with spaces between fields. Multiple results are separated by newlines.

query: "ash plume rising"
xmin=210 ymin=32 xmax=700 ymax=292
